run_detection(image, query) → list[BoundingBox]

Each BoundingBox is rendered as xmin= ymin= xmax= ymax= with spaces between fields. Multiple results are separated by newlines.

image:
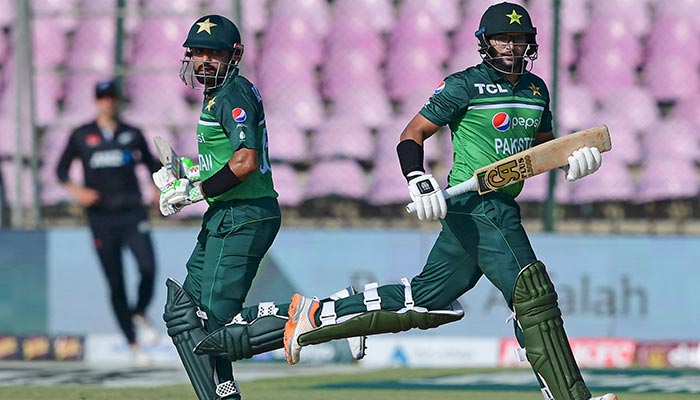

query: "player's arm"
xmin=397 ymin=114 xmax=447 ymax=221
xmin=533 ymin=130 xmax=554 ymax=146
xmin=56 ymin=132 xmax=100 ymax=207
xmin=199 ymin=148 xmax=257 ymax=198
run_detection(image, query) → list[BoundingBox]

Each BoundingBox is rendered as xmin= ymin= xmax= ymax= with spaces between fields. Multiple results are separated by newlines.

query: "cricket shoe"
xmin=589 ymin=394 xmax=617 ymax=400
xmin=284 ymin=294 xmax=319 ymax=365
xmin=133 ymin=314 xmax=160 ymax=345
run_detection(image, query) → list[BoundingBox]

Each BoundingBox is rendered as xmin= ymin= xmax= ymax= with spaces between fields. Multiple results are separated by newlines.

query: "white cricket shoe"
xmin=130 ymin=344 xmax=154 ymax=367
xmin=589 ymin=394 xmax=617 ymax=400
xmin=347 ymin=335 xmax=366 ymax=360
xmin=284 ymin=294 xmax=319 ymax=365
xmin=133 ymin=314 xmax=160 ymax=345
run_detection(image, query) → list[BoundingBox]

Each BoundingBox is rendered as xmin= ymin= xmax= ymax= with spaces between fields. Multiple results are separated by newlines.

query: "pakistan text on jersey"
xmin=494 ymin=137 xmax=534 ymax=156
xmin=199 ymin=153 xmax=213 ymax=171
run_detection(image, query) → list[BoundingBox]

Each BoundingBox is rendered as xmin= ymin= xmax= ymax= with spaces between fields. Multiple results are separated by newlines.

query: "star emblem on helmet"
xmin=196 ymin=17 xmax=218 ymax=34
xmin=206 ymin=96 xmax=216 ymax=111
xmin=506 ymin=10 xmax=523 ymax=24
xmin=528 ymin=82 xmax=541 ymax=96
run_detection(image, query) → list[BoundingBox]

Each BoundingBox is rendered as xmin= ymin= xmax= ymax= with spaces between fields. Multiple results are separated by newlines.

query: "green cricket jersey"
xmin=420 ymin=62 xmax=553 ymax=198
xmin=197 ymin=70 xmax=277 ymax=203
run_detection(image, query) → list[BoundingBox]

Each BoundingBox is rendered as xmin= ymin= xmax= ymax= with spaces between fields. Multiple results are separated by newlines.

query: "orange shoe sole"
xmin=283 ymin=293 xmax=303 ymax=364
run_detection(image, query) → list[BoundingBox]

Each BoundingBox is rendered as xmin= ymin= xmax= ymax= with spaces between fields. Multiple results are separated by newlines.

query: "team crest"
xmin=86 ymin=133 xmax=102 ymax=146
xmin=434 ymin=81 xmax=446 ymax=94
xmin=232 ymin=108 xmax=247 ymax=123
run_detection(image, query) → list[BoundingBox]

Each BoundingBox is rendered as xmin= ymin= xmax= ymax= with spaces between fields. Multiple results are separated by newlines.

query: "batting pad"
xmin=298 ymin=300 xmax=464 ymax=347
xmin=194 ymin=314 xmax=288 ymax=361
xmin=163 ymin=278 xmax=218 ymax=400
xmin=513 ymin=261 xmax=591 ymax=400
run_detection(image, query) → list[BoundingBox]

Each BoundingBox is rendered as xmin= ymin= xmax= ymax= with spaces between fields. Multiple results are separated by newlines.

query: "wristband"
xmin=396 ymin=139 xmax=425 ymax=181
xmin=200 ymin=165 xmax=242 ymax=197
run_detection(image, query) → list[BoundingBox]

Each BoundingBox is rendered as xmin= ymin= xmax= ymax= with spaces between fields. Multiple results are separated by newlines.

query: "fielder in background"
xmin=56 ymin=79 xmax=161 ymax=366
xmin=153 ymin=15 xmax=364 ymax=400
xmin=284 ymin=3 xmax=615 ymax=400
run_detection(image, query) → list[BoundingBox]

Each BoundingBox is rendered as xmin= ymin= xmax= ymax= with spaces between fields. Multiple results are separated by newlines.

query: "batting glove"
xmin=181 ymin=157 xmax=201 ymax=182
xmin=407 ymin=171 xmax=447 ymax=221
xmin=564 ymin=146 xmax=602 ymax=181
xmin=152 ymin=157 xmax=200 ymax=191
xmin=165 ymin=178 xmax=204 ymax=207
xmin=158 ymin=181 xmax=182 ymax=216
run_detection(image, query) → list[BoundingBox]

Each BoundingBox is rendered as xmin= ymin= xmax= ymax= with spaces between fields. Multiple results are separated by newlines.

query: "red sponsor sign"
xmin=636 ymin=341 xmax=700 ymax=368
xmin=499 ymin=337 xmax=637 ymax=368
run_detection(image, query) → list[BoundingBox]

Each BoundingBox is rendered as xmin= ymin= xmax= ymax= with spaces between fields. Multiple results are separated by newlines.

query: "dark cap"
xmin=95 ymin=79 xmax=119 ymax=99
xmin=476 ymin=2 xmax=537 ymax=37
xmin=183 ymin=15 xmax=241 ymax=50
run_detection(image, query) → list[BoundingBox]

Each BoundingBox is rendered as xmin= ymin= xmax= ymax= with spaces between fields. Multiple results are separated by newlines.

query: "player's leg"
xmin=474 ymin=193 xmax=614 ymax=400
xmin=123 ymin=208 xmax=158 ymax=343
xmin=198 ymin=206 xmax=282 ymax=398
xmin=89 ymin=215 xmax=137 ymax=345
xmin=123 ymin=208 xmax=156 ymax=317
xmin=285 ymin=222 xmax=481 ymax=364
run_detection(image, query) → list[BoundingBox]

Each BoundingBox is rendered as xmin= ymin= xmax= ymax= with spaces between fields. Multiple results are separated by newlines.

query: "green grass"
xmin=1 ymin=367 xmax=698 ymax=400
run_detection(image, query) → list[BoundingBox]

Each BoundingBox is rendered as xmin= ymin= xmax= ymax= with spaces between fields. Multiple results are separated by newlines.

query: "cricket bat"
xmin=406 ymin=125 xmax=612 ymax=213
xmin=153 ymin=136 xmax=182 ymax=180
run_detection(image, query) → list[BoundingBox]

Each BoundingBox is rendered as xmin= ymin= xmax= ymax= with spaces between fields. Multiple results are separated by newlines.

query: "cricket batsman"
xmin=282 ymin=3 xmax=615 ymax=400
xmin=151 ymin=15 xmax=364 ymax=399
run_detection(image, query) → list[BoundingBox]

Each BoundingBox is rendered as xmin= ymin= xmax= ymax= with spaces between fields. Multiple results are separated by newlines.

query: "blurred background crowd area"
xmin=1 ymin=0 xmax=700 ymax=232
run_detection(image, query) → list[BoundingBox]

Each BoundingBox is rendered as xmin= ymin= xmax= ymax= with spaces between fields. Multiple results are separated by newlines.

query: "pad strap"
xmin=363 ymin=282 xmax=381 ymax=311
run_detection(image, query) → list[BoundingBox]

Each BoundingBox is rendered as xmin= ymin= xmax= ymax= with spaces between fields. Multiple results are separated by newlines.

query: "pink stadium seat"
xmin=647 ymin=16 xmax=700 ymax=62
xmin=81 ymin=0 xmax=117 ymax=13
xmin=386 ymin=47 xmax=444 ymax=102
xmin=257 ymin=49 xmax=317 ymax=94
xmin=32 ymin=17 xmax=68 ymax=69
xmin=596 ymin=115 xmax=643 ymax=166
xmin=589 ymin=0 xmax=652 ymax=36
xmin=332 ymin=0 xmax=395 ymax=33
xmin=265 ymin=113 xmax=309 ymax=164
xmin=128 ymin=17 xmax=192 ymax=70
xmin=270 ymin=162 xmax=303 ymax=207
xmin=322 ymin=49 xmax=384 ymax=100
xmin=447 ymin=50 xmax=484 ymax=74
xmin=558 ymin=84 xmax=597 ymax=133
xmin=303 ymin=159 xmax=367 ymax=200
xmin=142 ymin=0 xmax=200 ymax=14
xmin=66 ymin=17 xmax=117 ymax=74
xmin=516 ymin=172 xmax=549 ymax=203
xmin=263 ymin=85 xmax=324 ymax=131
xmin=2 ymin=162 xmax=34 ymax=208
xmin=645 ymin=55 xmax=700 ymax=102
xmin=311 ymin=117 xmax=374 ymax=162
xmin=34 ymin=73 xmax=64 ymax=126
xmin=669 ymin=96 xmax=700 ymax=125
xmin=599 ymin=86 xmax=659 ymax=132
xmin=328 ymin=87 xmax=392 ymax=129
xmin=570 ymin=160 xmax=635 ymax=203
xmin=324 ymin=15 xmax=384 ymax=70
xmin=173 ymin=123 xmax=199 ymax=161
xmin=642 ymin=119 xmax=699 ymax=162
xmin=239 ymin=0 xmax=269 ymax=35
xmin=60 ymin=74 xmax=107 ymax=125
xmin=399 ymin=0 xmax=462 ymax=33
xmin=122 ymin=74 xmax=195 ymax=126
xmin=262 ymin=16 xmax=323 ymax=67
xmin=0 ymin=0 xmax=13 ymax=27
xmin=368 ymin=158 xmax=409 ymax=206
xmin=637 ymin=159 xmax=698 ymax=202
xmin=389 ymin=9 xmax=450 ymax=63
xmin=269 ymin=0 xmax=329 ymax=38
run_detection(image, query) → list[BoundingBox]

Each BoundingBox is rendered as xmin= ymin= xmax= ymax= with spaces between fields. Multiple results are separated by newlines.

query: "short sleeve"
xmin=218 ymin=94 xmax=260 ymax=152
xmin=419 ymin=74 xmax=470 ymax=127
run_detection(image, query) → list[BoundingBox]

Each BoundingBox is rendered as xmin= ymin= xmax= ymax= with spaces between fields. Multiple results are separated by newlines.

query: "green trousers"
xmin=183 ymin=197 xmax=281 ymax=384
xmin=333 ymin=190 xmax=536 ymax=317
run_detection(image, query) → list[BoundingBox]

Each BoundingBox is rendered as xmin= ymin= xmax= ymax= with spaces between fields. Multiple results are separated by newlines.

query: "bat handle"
xmin=405 ymin=177 xmax=478 ymax=214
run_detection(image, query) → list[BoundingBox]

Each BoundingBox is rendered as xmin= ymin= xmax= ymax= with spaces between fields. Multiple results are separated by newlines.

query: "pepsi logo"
xmin=434 ymin=81 xmax=446 ymax=94
xmin=232 ymin=108 xmax=247 ymax=123
xmin=492 ymin=112 xmax=510 ymax=132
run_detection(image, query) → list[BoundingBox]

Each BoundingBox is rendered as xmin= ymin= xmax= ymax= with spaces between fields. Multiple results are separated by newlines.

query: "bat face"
xmin=474 ymin=125 xmax=611 ymax=194
xmin=477 ymin=155 xmax=534 ymax=193
xmin=153 ymin=136 xmax=181 ymax=179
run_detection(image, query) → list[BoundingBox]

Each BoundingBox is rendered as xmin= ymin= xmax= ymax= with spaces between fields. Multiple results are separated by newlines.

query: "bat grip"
xmin=405 ymin=177 xmax=478 ymax=214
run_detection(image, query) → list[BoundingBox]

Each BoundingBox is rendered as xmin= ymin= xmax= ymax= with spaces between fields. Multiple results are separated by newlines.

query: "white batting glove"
xmin=158 ymin=181 xmax=181 ymax=216
xmin=181 ymin=157 xmax=201 ymax=182
xmin=407 ymin=171 xmax=447 ymax=221
xmin=152 ymin=167 xmax=175 ymax=191
xmin=165 ymin=178 xmax=204 ymax=207
xmin=564 ymin=146 xmax=602 ymax=181
xmin=152 ymin=157 xmax=200 ymax=191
